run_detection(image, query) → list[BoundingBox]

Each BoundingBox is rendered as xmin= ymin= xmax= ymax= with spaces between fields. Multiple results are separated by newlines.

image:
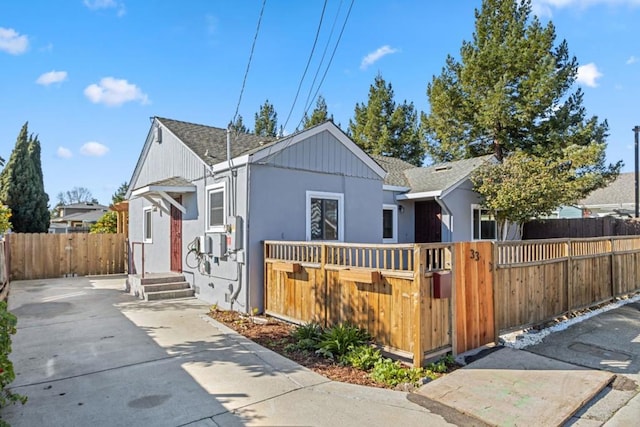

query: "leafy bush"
xmin=370 ymin=358 xmax=427 ymax=387
xmin=426 ymin=354 xmax=457 ymax=374
xmin=288 ymin=322 xmax=323 ymax=352
xmin=0 ymin=301 xmax=27 ymax=414
xmin=340 ymin=345 xmax=381 ymax=370
xmin=316 ymin=323 xmax=371 ymax=359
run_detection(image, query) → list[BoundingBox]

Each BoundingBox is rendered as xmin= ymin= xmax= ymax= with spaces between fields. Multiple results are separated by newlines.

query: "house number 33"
xmin=469 ymin=249 xmax=480 ymax=261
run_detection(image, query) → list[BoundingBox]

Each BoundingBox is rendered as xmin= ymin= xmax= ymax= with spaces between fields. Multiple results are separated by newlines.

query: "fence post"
xmin=566 ymin=239 xmax=573 ymax=311
xmin=412 ymin=245 xmax=424 ymax=368
xmin=321 ymin=243 xmax=328 ymax=328
xmin=609 ymin=237 xmax=615 ymax=298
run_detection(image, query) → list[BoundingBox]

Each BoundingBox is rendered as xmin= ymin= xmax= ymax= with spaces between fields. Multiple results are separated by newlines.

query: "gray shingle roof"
xmin=157 ymin=117 xmax=276 ymax=163
xmin=369 ymin=154 xmax=416 ymax=187
xmin=145 ymin=176 xmax=194 ymax=187
xmin=404 ymin=155 xmax=494 ymax=193
xmin=579 ymin=172 xmax=634 ymax=206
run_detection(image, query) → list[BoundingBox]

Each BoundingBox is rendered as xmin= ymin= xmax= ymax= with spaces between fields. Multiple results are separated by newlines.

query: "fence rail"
xmin=7 ymin=233 xmax=127 ymax=280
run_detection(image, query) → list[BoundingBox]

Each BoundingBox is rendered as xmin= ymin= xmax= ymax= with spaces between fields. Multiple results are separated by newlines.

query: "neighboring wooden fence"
xmin=524 ymin=217 xmax=640 ymax=239
xmin=6 ymin=233 xmax=127 ymax=280
xmin=494 ymin=236 xmax=640 ymax=332
xmin=265 ymin=241 xmax=454 ymax=367
xmin=0 ymin=240 xmax=9 ymax=301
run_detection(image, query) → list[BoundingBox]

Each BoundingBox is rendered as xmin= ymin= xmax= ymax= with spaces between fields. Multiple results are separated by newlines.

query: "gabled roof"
xmin=61 ymin=202 xmax=109 ymax=211
xmin=404 ymin=155 xmax=494 ymax=194
xmin=157 ymin=117 xmax=275 ymax=163
xmin=579 ymin=172 xmax=634 ymax=207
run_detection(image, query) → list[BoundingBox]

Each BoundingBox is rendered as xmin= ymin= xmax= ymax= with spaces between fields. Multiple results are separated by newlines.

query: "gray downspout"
xmin=245 ymin=158 xmax=252 ymax=312
xmin=435 ymin=196 xmax=453 ymax=243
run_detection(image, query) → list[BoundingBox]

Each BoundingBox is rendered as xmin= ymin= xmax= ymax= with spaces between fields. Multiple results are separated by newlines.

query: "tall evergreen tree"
xmin=348 ymin=73 xmax=424 ymax=166
xmin=229 ymin=115 xmax=248 ymax=134
xmin=111 ymin=182 xmax=128 ymax=205
xmin=27 ymin=134 xmax=50 ymax=232
xmin=422 ymin=0 xmax=619 ymax=170
xmin=302 ymin=95 xmax=332 ymax=129
xmin=422 ymin=0 xmax=621 ymax=236
xmin=0 ymin=122 xmax=50 ymax=232
xmin=254 ymin=99 xmax=278 ymax=138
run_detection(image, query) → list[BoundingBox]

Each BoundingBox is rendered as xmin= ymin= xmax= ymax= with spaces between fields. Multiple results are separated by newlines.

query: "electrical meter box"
xmin=209 ymin=233 xmax=227 ymax=258
xmin=199 ymin=235 xmax=212 ymax=254
xmin=226 ymin=216 xmax=243 ymax=251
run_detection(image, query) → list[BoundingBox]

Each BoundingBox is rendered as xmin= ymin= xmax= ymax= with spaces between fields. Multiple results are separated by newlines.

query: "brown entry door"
xmin=170 ymin=196 xmax=182 ymax=272
xmin=415 ymin=200 xmax=442 ymax=243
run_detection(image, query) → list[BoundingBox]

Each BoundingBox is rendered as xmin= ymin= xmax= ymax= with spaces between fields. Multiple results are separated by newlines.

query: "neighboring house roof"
xmin=52 ymin=210 xmax=106 ymax=223
xmin=369 ymin=154 xmax=415 ymax=187
xmin=579 ymin=172 xmax=634 ymax=207
xmin=62 ymin=202 xmax=109 ymax=211
xmin=157 ymin=117 xmax=275 ymax=163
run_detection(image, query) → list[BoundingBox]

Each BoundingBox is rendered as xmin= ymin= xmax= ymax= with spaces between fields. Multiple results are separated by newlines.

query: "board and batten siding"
xmin=261 ymin=130 xmax=380 ymax=180
xmin=131 ymin=123 xmax=205 ymax=190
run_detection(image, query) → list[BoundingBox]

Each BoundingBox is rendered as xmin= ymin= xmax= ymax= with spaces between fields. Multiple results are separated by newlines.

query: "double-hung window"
xmin=472 ymin=205 xmax=496 ymax=240
xmin=382 ymin=204 xmax=398 ymax=243
xmin=143 ymin=207 xmax=152 ymax=243
xmin=306 ymin=191 xmax=344 ymax=241
xmin=207 ymin=183 xmax=226 ymax=232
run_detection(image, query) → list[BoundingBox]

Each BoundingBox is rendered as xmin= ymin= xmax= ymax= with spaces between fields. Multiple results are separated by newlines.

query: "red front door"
xmin=170 ymin=196 xmax=182 ymax=272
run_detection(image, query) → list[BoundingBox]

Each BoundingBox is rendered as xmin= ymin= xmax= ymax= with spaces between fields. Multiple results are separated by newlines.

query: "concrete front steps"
xmin=128 ymin=272 xmax=195 ymax=301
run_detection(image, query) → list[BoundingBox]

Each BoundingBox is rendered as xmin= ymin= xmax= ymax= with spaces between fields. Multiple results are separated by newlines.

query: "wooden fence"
xmin=265 ymin=236 xmax=640 ymax=364
xmin=6 ymin=233 xmax=127 ymax=280
xmin=494 ymin=236 xmax=640 ymax=332
xmin=0 ymin=240 xmax=9 ymax=301
xmin=524 ymin=217 xmax=640 ymax=239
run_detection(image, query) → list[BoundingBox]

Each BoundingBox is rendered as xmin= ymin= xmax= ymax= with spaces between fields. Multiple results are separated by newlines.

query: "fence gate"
xmin=454 ymin=241 xmax=496 ymax=354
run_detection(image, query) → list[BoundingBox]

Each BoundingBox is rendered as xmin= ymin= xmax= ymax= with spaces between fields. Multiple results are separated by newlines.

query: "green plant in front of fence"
xmin=0 ymin=301 xmax=27 ymax=420
xmin=316 ymin=323 xmax=372 ymax=359
xmin=426 ymin=353 xmax=456 ymax=374
xmin=370 ymin=358 xmax=434 ymax=387
xmin=340 ymin=344 xmax=381 ymax=370
xmin=285 ymin=322 xmax=324 ymax=353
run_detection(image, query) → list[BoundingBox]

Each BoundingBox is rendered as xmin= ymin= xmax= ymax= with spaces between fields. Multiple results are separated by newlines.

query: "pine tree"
xmin=27 ymin=134 xmax=50 ymax=232
xmin=111 ymin=182 xmax=128 ymax=205
xmin=348 ymin=73 xmax=424 ymax=166
xmin=254 ymin=100 xmax=278 ymax=138
xmin=423 ymin=0 xmax=621 ymax=236
xmin=303 ymin=95 xmax=332 ymax=129
xmin=229 ymin=115 xmax=248 ymax=134
xmin=0 ymin=122 xmax=50 ymax=232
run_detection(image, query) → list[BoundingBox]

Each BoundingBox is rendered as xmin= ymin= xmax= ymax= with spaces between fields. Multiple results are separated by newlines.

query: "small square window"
xmin=472 ymin=206 xmax=496 ymax=240
xmin=306 ymin=191 xmax=344 ymax=241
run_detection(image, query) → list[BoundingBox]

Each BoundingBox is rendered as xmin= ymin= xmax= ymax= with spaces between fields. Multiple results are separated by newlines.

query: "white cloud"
xmin=576 ymin=63 xmax=603 ymax=87
xmin=84 ymin=0 xmax=126 ymax=16
xmin=0 ymin=27 xmax=29 ymax=55
xmin=84 ymin=77 xmax=149 ymax=107
xmin=626 ymin=56 xmax=638 ymax=65
xmin=360 ymin=45 xmax=399 ymax=70
xmin=80 ymin=142 xmax=109 ymax=157
xmin=57 ymin=147 xmax=73 ymax=159
xmin=533 ymin=0 xmax=640 ymax=16
xmin=36 ymin=70 xmax=68 ymax=86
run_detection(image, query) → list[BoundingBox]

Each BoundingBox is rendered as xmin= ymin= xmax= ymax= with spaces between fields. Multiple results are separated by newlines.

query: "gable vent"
xmin=155 ymin=126 xmax=163 ymax=144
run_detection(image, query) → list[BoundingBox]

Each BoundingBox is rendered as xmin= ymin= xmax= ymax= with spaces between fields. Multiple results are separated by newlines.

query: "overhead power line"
xmin=282 ymin=0 xmax=328 ymax=131
xmin=231 ymin=0 xmax=267 ymax=127
xmin=297 ymin=0 xmax=355 ymax=130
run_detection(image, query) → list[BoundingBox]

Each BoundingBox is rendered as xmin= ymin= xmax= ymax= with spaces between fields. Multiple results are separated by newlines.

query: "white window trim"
xmin=471 ymin=204 xmax=496 ymax=241
xmin=206 ymin=182 xmax=227 ymax=232
xmin=382 ymin=204 xmax=398 ymax=244
xmin=143 ymin=206 xmax=153 ymax=243
xmin=306 ymin=191 xmax=344 ymax=242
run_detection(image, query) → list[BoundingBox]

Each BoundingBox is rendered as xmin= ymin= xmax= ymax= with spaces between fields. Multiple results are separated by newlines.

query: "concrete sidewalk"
xmin=2 ymin=276 xmax=456 ymax=427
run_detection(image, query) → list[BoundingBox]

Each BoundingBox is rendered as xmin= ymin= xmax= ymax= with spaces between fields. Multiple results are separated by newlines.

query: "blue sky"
xmin=1 ymin=0 xmax=639 ymax=205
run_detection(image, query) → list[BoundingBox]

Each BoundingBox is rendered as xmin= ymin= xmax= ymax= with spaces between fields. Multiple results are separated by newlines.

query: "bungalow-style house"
xmin=49 ymin=202 xmax=109 ymax=233
xmin=126 ymin=117 xmax=496 ymax=312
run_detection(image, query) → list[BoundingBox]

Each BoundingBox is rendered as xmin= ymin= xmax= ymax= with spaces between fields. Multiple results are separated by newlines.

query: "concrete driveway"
xmin=1 ymin=276 xmax=456 ymax=427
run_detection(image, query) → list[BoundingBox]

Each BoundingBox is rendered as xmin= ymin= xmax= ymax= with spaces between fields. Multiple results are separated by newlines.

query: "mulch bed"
xmin=207 ymin=309 xmax=388 ymax=388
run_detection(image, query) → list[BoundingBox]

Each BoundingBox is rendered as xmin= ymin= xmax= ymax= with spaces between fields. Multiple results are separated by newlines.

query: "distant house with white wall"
xmin=49 ymin=202 xmax=109 ymax=233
